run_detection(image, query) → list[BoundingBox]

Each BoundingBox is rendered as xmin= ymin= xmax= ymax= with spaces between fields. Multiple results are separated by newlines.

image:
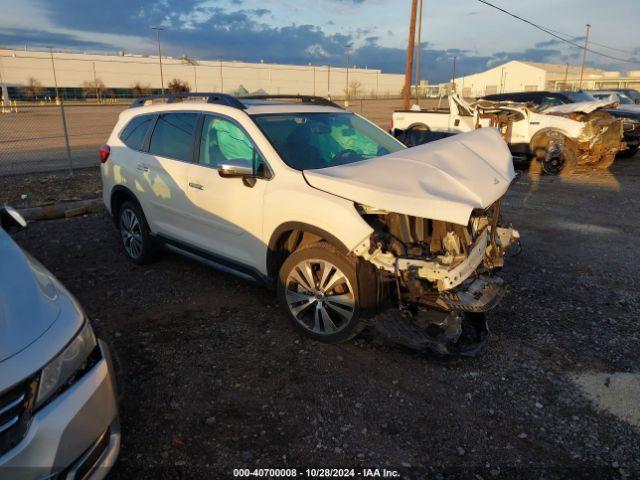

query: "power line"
xmin=476 ymin=0 xmax=640 ymax=66
xmin=543 ymin=27 xmax=636 ymax=56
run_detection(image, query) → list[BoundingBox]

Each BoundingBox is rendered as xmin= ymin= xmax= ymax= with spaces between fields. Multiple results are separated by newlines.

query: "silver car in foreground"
xmin=0 ymin=207 xmax=120 ymax=479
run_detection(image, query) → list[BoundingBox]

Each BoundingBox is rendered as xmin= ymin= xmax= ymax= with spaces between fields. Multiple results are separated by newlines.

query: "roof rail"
xmin=239 ymin=94 xmax=344 ymax=109
xmin=129 ymin=92 xmax=246 ymax=109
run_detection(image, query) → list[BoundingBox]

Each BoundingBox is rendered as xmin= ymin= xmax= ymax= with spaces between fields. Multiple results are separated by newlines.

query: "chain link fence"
xmin=0 ymin=97 xmax=415 ymax=177
xmin=0 ymin=102 xmax=127 ymax=176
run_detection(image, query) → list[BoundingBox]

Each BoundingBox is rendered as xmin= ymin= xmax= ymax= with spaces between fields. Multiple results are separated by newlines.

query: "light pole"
xmin=579 ymin=24 xmax=591 ymax=91
xmin=152 ymin=27 xmax=165 ymax=94
xmin=344 ymin=44 xmax=352 ymax=106
xmin=451 ymin=55 xmax=457 ymax=93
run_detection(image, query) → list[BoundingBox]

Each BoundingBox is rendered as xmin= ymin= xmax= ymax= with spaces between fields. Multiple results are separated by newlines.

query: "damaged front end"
xmin=545 ymin=108 xmax=624 ymax=169
xmin=565 ymin=111 xmax=623 ymax=168
xmin=353 ymin=201 xmax=519 ymax=356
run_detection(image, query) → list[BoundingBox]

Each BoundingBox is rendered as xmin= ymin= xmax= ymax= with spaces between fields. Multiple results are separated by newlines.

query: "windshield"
xmin=252 ymin=112 xmax=405 ymax=170
xmin=616 ymin=94 xmax=633 ymax=104
xmin=593 ymin=92 xmax=632 ymax=104
xmin=564 ymin=91 xmax=595 ymax=102
xmin=622 ymin=90 xmax=640 ymax=102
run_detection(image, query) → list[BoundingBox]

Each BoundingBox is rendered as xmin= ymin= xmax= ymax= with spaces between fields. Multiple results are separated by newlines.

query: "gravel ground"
xmin=0 ymin=166 xmax=101 ymax=206
xmin=10 ymin=156 xmax=640 ymax=480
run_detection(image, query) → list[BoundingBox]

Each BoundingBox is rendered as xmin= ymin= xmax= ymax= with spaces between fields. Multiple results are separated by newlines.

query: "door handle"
xmin=188 ymin=182 xmax=204 ymax=190
xmin=136 ymin=163 xmax=149 ymax=172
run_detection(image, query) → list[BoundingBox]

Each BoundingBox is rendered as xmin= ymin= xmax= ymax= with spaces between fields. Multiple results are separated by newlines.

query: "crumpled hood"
xmin=543 ymin=100 xmax=617 ymax=114
xmin=303 ymin=128 xmax=515 ymax=225
xmin=0 ymin=229 xmax=61 ymax=362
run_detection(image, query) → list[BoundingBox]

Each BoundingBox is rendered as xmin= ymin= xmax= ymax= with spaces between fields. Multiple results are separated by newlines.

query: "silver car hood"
xmin=304 ymin=128 xmax=515 ymax=225
xmin=0 ymin=229 xmax=61 ymax=362
xmin=543 ymin=100 xmax=618 ymax=114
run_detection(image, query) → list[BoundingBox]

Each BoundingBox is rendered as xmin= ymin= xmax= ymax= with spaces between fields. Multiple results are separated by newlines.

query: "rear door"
xmin=185 ymin=114 xmax=270 ymax=271
xmin=141 ymin=112 xmax=200 ymax=241
xmin=104 ymin=113 xmax=154 ymax=215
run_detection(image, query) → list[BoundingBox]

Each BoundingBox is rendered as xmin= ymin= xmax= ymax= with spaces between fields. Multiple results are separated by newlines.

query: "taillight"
xmin=99 ymin=144 xmax=110 ymax=163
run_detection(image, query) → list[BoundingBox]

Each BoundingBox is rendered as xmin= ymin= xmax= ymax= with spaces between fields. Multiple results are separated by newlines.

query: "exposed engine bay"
xmin=353 ymin=201 xmax=519 ymax=356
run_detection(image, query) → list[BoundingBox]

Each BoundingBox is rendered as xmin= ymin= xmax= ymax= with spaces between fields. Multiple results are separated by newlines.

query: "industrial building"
xmin=0 ymin=48 xmax=405 ymax=101
xmin=434 ymin=60 xmax=640 ymax=98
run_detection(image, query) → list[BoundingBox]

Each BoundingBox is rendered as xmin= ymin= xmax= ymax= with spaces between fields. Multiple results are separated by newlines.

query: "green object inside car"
xmin=200 ymin=117 xmax=256 ymax=167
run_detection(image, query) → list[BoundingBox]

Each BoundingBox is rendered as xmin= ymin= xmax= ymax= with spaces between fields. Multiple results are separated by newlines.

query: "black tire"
xmin=618 ymin=145 xmax=638 ymax=159
xmin=277 ymin=242 xmax=364 ymax=344
xmin=531 ymin=131 xmax=576 ymax=176
xmin=116 ymin=200 xmax=156 ymax=265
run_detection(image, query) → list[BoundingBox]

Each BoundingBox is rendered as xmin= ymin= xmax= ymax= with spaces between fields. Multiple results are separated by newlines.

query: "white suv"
xmin=101 ymin=93 xmax=519 ymax=354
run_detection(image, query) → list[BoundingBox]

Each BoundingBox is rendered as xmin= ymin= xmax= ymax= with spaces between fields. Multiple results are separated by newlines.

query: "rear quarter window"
xmin=119 ymin=114 xmax=154 ymax=150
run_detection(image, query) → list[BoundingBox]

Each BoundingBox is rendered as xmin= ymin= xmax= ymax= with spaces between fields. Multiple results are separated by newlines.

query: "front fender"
xmin=263 ymin=180 xmax=373 ymax=254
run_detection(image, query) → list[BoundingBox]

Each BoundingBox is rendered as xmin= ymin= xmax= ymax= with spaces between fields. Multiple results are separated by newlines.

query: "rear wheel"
xmin=277 ymin=242 xmax=364 ymax=343
xmin=402 ymin=124 xmax=431 ymax=147
xmin=117 ymin=201 xmax=155 ymax=264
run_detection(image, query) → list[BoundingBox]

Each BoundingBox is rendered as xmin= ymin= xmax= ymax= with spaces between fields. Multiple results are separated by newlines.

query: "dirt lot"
xmin=0 ymin=167 xmax=101 ymax=206
xmin=10 ymin=154 xmax=640 ymax=479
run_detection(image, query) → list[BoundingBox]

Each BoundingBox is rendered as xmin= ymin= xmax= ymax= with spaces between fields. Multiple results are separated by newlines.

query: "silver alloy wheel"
xmin=285 ymin=258 xmax=356 ymax=335
xmin=120 ymin=208 xmax=143 ymax=259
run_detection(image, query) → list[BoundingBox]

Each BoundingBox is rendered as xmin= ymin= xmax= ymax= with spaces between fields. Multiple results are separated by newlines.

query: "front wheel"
xmin=531 ymin=131 xmax=576 ymax=176
xmin=277 ymin=242 xmax=364 ymax=343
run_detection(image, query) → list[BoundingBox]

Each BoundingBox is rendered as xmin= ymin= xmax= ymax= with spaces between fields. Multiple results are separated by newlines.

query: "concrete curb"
xmin=18 ymin=198 xmax=104 ymax=221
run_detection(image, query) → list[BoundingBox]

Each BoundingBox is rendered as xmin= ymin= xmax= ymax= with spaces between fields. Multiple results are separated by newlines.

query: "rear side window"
xmin=119 ymin=114 xmax=153 ymax=150
xmin=149 ymin=113 xmax=199 ymax=162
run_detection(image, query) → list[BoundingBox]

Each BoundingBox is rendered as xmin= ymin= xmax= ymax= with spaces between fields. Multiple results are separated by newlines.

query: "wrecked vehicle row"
xmin=391 ymin=92 xmax=627 ymax=175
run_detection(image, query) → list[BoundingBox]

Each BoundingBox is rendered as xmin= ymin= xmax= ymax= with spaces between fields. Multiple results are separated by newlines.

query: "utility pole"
xmin=344 ymin=44 xmax=352 ymax=106
xmin=152 ymin=27 xmax=165 ymax=94
xmin=579 ymin=24 xmax=591 ymax=91
xmin=414 ymin=0 xmax=423 ymax=105
xmin=49 ymin=48 xmax=73 ymax=174
xmin=563 ymin=62 xmax=569 ymax=91
xmin=403 ymin=0 xmax=418 ymax=110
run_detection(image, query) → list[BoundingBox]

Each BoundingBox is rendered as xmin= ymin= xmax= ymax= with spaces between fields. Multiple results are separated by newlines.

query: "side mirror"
xmin=0 ymin=206 xmax=27 ymax=233
xmin=218 ymin=158 xmax=257 ymax=188
xmin=217 ymin=159 xmax=254 ymax=178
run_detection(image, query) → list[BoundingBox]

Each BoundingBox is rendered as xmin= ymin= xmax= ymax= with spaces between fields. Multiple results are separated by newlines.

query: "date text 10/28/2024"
xmin=233 ymin=468 xmax=401 ymax=478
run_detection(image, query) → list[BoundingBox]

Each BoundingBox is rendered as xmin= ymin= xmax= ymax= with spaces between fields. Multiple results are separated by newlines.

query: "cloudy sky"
xmin=0 ymin=0 xmax=639 ymax=82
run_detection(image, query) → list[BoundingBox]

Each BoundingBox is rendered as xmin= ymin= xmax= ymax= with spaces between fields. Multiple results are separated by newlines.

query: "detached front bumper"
xmin=440 ymin=275 xmax=506 ymax=312
xmin=0 ymin=340 xmax=120 ymax=480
